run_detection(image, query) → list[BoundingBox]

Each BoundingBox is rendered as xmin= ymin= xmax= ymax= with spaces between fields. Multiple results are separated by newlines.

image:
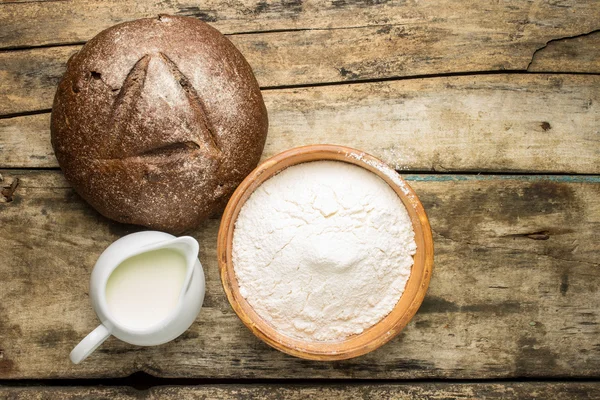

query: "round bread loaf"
xmin=51 ymin=15 xmax=268 ymax=233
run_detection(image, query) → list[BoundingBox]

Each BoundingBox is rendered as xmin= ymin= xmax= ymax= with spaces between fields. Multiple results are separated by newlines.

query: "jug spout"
xmin=165 ymin=236 xmax=199 ymax=292
xmin=170 ymin=236 xmax=200 ymax=265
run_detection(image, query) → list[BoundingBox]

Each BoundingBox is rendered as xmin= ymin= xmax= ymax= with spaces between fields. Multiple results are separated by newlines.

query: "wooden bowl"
xmin=217 ymin=145 xmax=434 ymax=360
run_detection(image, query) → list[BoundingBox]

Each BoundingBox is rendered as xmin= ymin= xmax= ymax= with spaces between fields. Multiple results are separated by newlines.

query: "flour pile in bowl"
xmin=232 ymin=161 xmax=416 ymax=342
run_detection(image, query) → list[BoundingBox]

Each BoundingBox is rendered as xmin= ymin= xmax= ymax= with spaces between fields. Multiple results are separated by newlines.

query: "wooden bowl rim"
xmin=217 ymin=144 xmax=434 ymax=360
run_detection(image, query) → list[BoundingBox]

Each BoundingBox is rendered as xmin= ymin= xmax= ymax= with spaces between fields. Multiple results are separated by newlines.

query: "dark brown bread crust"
xmin=51 ymin=15 xmax=268 ymax=233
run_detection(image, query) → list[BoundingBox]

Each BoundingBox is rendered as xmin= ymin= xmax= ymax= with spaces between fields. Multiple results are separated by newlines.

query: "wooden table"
xmin=1 ymin=1 xmax=599 ymax=398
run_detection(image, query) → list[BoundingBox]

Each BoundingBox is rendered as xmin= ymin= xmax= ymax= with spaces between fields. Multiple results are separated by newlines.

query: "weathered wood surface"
xmin=2 ymin=22 xmax=600 ymax=117
xmin=3 ymin=0 xmax=600 ymax=54
xmin=1 ymin=383 xmax=600 ymax=399
xmin=1 ymin=0 xmax=599 ymax=388
xmin=1 ymin=170 xmax=598 ymax=379
xmin=1 ymin=74 xmax=599 ymax=173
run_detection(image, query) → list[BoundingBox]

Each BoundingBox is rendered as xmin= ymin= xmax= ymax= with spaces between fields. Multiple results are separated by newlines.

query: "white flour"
xmin=232 ymin=161 xmax=416 ymax=342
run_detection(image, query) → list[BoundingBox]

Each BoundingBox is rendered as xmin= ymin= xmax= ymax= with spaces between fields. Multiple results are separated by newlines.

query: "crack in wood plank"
xmin=527 ymin=28 xmax=600 ymax=71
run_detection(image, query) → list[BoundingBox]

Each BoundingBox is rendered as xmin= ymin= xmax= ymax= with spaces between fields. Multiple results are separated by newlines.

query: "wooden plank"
xmin=0 ymin=46 xmax=78 ymax=116
xmin=1 ymin=383 xmax=600 ymax=399
xmin=2 ymin=0 xmax=599 ymax=51
xmin=0 ymin=170 xmax=598 ymax=379
xmin=2 ymin=17 xmax=600 ymax=115
xmin=529 ymin=31 xmax=600 ymax=73
xmin=1 ymin=74 xmax=598 ymax=173
xmin=0 ymin=113 xmax=55 ymax=168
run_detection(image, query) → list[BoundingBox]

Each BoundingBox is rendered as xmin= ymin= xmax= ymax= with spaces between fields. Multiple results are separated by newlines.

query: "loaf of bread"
xmin=51 ymin=15 xmax=268 ymax=233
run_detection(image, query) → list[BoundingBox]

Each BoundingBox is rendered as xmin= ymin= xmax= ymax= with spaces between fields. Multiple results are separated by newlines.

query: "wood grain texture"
xmin=0 ymin=113 xmax=55 ymax=167
xmin=2 ymin=75 xmax=598 ymax=173
xmin=1 ymin=170 xmax=598 ymax=379
xmin=1 ymin=383 xmax=600 ymax=399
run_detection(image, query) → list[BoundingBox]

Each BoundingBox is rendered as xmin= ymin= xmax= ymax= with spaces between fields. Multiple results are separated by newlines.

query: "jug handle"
xmin=70 ymin=324 xmax=111 ymax=364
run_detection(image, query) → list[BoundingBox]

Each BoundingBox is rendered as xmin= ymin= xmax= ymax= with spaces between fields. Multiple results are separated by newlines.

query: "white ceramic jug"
xmin=70 ymin=231 xmax=205 ymax=364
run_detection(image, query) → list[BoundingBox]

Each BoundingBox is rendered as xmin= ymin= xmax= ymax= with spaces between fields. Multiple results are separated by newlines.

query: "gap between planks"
xmin=2 ymin=167 xmax=600 ymax=180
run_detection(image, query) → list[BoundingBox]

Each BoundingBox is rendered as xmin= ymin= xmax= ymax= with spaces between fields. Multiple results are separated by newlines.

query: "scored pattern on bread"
xmin=158 ymin=52 xmax=222 ymax=156
xmin=109 ymin=52 xmax=222 ymax=160
xmin=112 ymin=54 xmax=150 ymax=117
